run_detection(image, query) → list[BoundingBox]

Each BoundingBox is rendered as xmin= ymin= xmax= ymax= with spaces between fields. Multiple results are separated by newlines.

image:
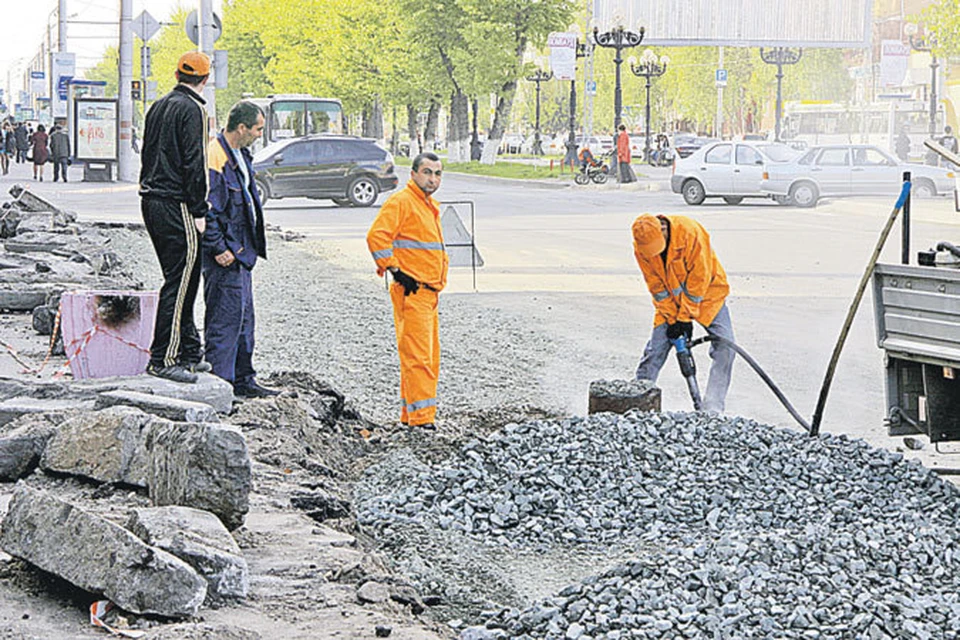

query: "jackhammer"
xmin=669 ymin=334 xmax=702 ymax=411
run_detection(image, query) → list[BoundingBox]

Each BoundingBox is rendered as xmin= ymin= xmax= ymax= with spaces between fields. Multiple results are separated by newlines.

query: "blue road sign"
xmin=715 ymin=69 xmax=728 ymax=86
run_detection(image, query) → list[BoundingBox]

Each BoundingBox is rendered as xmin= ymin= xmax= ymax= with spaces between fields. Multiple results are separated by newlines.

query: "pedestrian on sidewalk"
xmin=632 ymin=213 xmax=735 ymax=413
xmin=367 ymin=152 xmax=448 ymax=430
xmin=139 ymin=51 xmax=212 ymax=384
xmin=14 ymin=123 xmax=28 ymax=164
xmin=616 ymin=124 xmax=636 ymax=183
xmin=30 ymin=124 xmax=49 ymax=182
xmin=202 ymin=101 xmax=277 ymax=399
xmin=0 ymin=121 xmax=13 ymax=175
xmin=50 ymin=125 xmax=71 ymax=182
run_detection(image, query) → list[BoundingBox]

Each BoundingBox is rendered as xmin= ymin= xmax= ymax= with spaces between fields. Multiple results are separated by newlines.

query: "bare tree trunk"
xmin=447 ymin=90 xmax=470 ymax=163
xmin=424 ymin=100 xmax=440 ymax=152
xmin=362 ymin=98 xmax=384 ymax=142
xmin=480 ymin=80 xmax=518 ymax=165
xmin=390 ymin=105 xmax=399 ymax=154
xmin=406 ymin=104 xmax=421 ymax=158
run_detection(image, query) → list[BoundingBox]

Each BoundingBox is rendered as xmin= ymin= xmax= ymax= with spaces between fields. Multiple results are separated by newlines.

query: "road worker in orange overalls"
xmin=367 ymin=153 xmax=448 ymax=429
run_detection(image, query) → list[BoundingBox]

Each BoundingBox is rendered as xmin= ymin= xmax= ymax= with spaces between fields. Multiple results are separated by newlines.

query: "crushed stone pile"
xmin=357 ymin=411 xmax=960 ymax=638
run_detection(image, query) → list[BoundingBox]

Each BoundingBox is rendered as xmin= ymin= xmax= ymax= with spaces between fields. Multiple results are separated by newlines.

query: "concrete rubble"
xmin=127 ymin=506 xmax=249 ymax=601
xmin=588 ymin=378 xmax=661 ymax=414
xmin=0 ymin=484 xmax=207 ymax=618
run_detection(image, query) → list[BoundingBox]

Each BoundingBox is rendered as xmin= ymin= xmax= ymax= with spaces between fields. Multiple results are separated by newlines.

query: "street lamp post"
xmin=525 ymin=69 xmax=553 ymax=155
xmin=759 ymin=47 xmax=802 ymax=142
xmin=563 ymin=39 xmax=589 ymax=170
xmin=592 ymin=22 xmax=644 ymax=173
xmin=629 ymin=49 xmax=669 ymax=164
xmin=905 ymin=23 xmax=939 ymax=142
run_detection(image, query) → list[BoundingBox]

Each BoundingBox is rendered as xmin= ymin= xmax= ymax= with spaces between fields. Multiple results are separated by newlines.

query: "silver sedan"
xmin=761 ymin=144 xmax=956 ymax=208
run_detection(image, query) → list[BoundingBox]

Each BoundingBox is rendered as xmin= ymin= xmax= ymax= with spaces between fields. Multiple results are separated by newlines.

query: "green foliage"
xmin=921 ymin=0 xmax=960 ymax=56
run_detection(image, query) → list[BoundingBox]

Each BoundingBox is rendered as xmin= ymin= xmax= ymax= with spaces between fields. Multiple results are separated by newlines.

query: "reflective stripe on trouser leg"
xmin=390 ymin=283 xmax=439 ymax=426
xmin=703 ymin=304 xmax=735 ymax=414
xmin=635 ymin=322 xmax=672 ymax=383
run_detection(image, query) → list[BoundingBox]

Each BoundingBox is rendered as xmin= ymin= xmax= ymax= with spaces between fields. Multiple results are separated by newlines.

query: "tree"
xmin=921 ymin=0 xmax=960 ymax=56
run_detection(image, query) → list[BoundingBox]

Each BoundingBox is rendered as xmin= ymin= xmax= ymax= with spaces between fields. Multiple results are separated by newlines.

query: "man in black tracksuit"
xmin=139 ymin=51 xmax=212 ymax=383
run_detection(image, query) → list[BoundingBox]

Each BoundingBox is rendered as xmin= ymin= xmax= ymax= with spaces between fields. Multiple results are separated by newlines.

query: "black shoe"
xmin=234 ymin=381 xmax=280 ymax=398
xmin=147 ymin=364 xmax=198 ymax=384
xmin=414 ymin=423 xmax=436 ymax=431
xmin=181 ymin=360 xmax=212 ymax=373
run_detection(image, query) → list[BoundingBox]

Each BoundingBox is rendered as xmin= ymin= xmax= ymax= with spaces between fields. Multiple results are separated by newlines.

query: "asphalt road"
xmin=5 ymin=160 xmax=960 ymax=464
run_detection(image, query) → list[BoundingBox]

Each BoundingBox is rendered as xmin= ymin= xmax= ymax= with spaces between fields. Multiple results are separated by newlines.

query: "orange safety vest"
xmin=367 ymin=180 xmax=449 ymax=291
xmin=634 ymin=215 xmax=729 ymax=326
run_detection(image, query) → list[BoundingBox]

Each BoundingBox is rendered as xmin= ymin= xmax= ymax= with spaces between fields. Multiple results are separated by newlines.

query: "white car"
xmin=670 ymin=141 xmax=801 ymax=205
xmin=761 ymin=144 xmax=956 ymax=207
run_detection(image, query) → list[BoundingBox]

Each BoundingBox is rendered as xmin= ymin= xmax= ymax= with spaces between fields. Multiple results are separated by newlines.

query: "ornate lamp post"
xmin=759 ymin=47 xmax=802 ymax=142
xmin=525 ymin=68 xmax=553 ymax=155
xmin=629 ymin=49 xmax=669 ymax=163
xmin=562 ymin=36 xmax=590 ymax=170
xmin=592 ymin=20 xmax=644 ymax=173
xmin=905 ymin=23 xmax=939 ymax=141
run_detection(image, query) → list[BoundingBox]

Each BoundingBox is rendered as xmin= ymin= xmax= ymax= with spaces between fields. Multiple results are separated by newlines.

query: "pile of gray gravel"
xmin=357 ymin=411 xmax=960 ymax=637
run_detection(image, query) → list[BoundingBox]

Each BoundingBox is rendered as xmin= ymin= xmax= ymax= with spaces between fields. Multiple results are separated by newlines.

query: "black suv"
xmin=252 ymin=135 xmax=398 ymax=207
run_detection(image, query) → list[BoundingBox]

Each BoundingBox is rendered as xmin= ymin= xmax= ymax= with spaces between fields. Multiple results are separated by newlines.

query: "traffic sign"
xmin=132 ymin=11 xmax=160 ymax=42
xmin=185 ymin=10 xmax=222 ymax=46
xmin=586 ymin=80 xmax=597 ymax=96
xmin=715 ymin=69 xmax=728 ymax=87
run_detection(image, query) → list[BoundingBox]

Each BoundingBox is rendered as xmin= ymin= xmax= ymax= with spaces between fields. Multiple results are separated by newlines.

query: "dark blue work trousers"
xmin=202 ymin=255 xmax=256 ymax=389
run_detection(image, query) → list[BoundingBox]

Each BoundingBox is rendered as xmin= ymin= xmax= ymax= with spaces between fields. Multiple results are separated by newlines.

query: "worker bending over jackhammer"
xmin=632 ymin=214 xmax=735 ymax=413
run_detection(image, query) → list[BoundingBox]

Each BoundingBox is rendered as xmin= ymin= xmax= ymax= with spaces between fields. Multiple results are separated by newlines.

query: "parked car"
xmin=252 ymin=134 xmax=398 ymax=207
xmin=499 ymin=133 xmax=525 ymax=154
xmin=673 ymin=134 xmax=717 ymax=159
xmin=575 ymin=135 xmax=614 ymax=156
xmin=761 ymin=144 xmax=956 ymax=208
xmin=671 ymin=141 xmax=802 ymax=205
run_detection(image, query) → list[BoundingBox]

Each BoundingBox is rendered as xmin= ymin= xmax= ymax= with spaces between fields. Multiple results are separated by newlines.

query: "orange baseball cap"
xmin=177 ymin=51 xmax=211 ymax=77
xmin=632 ymin=214 xmax=666 ymax=258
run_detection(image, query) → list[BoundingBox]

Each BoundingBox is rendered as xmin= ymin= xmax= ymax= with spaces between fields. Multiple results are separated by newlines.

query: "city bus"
xmin=782 ymin=100 xmax=945 ymax=161
xmin=248 ymin=94 xmax=344 ymax=153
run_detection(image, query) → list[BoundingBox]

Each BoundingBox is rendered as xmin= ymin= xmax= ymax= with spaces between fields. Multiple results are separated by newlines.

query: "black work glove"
xmin=666 ymin=321 xmax=693 ymax=341
xmin=391 ymin=268 xmax=420 ymax=296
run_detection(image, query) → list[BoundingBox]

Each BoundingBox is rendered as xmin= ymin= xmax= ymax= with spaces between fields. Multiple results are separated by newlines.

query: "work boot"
xmin=234 ymin=381 xmax=280 ymax=399
xmin=414 ymin=423 xmax=436 ymax=431
xmin=146 ymin=364 xmax=198 ymax=384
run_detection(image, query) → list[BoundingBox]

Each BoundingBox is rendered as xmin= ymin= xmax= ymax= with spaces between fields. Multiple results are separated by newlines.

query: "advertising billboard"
xmin=74 ymin=98 xmax=118 ymax=161
xmin=595 ymin=0 xmax=874 ymax=48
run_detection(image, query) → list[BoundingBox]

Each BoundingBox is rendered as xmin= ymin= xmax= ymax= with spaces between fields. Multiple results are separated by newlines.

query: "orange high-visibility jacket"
xmin=634 ymin=215 xmax=729 ymax=327
xmin=367 ymin=180 xmax=448 ymax=290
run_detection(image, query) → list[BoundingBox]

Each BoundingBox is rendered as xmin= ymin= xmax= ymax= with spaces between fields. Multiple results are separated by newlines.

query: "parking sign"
xmin=715 ymin=69 xmax=728 ymax=87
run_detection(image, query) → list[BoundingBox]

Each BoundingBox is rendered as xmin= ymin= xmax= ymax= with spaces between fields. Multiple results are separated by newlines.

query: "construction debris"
xmin=588 ymin=378 xmax=661 ymax=414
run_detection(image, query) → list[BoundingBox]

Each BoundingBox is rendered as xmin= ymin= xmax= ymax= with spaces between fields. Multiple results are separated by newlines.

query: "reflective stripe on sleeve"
xmin=394 ymin=239 xmax=445 ymax=251
xmin=653 ymin=290 xmax=670 ymax=301
xmin=372 ymin=248 xmax=394 ymax=260
xmin=681 ymin=282 xmax=704 ymax=303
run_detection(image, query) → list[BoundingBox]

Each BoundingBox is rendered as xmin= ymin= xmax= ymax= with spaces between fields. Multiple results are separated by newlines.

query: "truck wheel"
xmin=682 ymin=179 xmax=706 ymax=205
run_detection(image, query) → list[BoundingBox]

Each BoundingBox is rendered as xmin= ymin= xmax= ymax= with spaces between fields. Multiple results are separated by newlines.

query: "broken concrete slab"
xmin=357 ymin=580 xmax=391 ymax=604
xmin=16 ymin=212 xmax=54 ymax=234
xmin=0 ymin=283 xmax=69 ymax=312
xmin=0 ymin=397 xmax=94 ymax=428
xmin=588 ymin=379 xmax=661 ymax=415
xmin=0 ymin=415 xmax=58 ymax=481
xmin=95 ymin=390 xmax=219 ymax=424
xmin=127 ymin=506 xmax=248 ymax=601
xmin=4 ymin=231 xmax=81 ymax=254
xmin=74 ymin=373 xmax=235 ymax=414
xmin=8 ymin=185 xmax=63 ymax=214
xmin=144 ymin=420 xmax=251 ymax=530
xmin=0 ymin=484 xmax=207 ymax=617
xmin=40 ymin=406 xmax=153 ymax=486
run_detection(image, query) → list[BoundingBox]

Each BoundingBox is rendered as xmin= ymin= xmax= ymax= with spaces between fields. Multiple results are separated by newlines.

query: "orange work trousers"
xmin=390 ymin=283 xmax=440 ymax=426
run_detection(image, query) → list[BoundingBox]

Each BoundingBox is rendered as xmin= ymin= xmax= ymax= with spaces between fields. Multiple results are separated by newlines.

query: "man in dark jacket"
xmin=50 ymin=125 xmax=71 ymax=182
xmin=14 ymin=123 xmax=28 ymax=164
xmin=139 ymin=51 xmax=212 ymax=383
xmin=202 ymin=101 xmax=276 ymax=398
